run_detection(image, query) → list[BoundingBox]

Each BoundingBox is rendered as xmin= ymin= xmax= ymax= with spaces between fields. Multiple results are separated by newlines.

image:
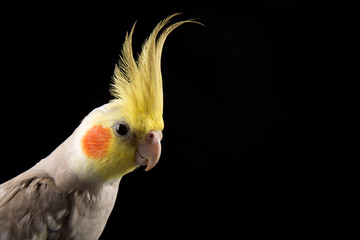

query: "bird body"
xmin=0 ymin=106 xmax=123 ymax=239
xmin=0 ymin=14 xmax=197 ymax=239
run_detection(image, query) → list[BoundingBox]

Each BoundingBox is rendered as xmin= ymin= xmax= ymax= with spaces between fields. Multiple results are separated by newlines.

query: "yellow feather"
xmin=110 ymin=13 xmax=200 ymax=134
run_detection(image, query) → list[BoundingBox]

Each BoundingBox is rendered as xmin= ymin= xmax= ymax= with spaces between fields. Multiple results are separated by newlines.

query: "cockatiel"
xmin=0 ymin=14 xmax=196 ymax=239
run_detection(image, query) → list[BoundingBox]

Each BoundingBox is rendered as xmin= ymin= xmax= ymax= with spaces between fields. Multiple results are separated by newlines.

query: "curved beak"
xmin=135 ymin=131 xmax=163 ymax=171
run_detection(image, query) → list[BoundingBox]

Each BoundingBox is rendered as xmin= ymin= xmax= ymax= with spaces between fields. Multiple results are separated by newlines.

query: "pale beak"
xmin=135 ymin=131 xmax=163 ymax=171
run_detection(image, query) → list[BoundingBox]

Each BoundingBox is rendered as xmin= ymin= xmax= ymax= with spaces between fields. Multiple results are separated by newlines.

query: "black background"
xmin=1 ymin=1 xmax=358 ymax=238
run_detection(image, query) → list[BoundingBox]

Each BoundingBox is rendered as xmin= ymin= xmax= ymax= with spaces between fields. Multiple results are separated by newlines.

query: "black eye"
xmin=114 ymin=122 xmax=129 ymax=136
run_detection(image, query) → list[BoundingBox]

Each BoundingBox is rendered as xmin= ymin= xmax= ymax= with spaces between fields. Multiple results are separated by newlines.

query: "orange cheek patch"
xmin=82 ymin=125 xmax=112 ymax=159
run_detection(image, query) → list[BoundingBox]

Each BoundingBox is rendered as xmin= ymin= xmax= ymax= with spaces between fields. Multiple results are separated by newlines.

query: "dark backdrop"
xmin=1 ymin=1 xmax=358 ymax=238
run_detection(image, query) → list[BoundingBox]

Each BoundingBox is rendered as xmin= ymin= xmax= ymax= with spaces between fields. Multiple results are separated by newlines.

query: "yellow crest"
xmin=110 ymin=14 xmax=198 ymax=133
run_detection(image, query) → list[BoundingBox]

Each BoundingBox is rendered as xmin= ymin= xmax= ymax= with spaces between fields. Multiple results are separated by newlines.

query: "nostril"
xmin=148 ymin=132 xmax=155 ymax=139
xmin=146 ymin=131 xmax=162 ymax=142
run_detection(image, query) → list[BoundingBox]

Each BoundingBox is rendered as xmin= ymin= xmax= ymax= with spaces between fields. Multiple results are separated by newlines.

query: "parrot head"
xmin=67 ymin=14 xmax=194 ymax=181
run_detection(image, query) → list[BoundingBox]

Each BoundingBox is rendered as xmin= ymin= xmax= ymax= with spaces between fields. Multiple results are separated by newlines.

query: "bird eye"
xmin=114 ymin=122 xmax=129 ymax=136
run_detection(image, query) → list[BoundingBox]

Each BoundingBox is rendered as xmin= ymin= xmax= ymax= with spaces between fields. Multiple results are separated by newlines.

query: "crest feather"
xmin=110 ymin=14 xmax=199 ymax=130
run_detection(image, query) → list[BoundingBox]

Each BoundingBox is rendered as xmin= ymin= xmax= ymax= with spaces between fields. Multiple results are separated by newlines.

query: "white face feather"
xmin=67 ymin=105 xmax=112 ymax=183
xmin=68 ymin=103 xmax=138 ymax=182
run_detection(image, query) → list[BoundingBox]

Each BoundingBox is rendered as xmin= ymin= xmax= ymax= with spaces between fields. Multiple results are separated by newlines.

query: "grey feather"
xmin=0 ymin=128 xmax=121 ymax=239
xmin=0 ymin=166 xmax=120 ymax=239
